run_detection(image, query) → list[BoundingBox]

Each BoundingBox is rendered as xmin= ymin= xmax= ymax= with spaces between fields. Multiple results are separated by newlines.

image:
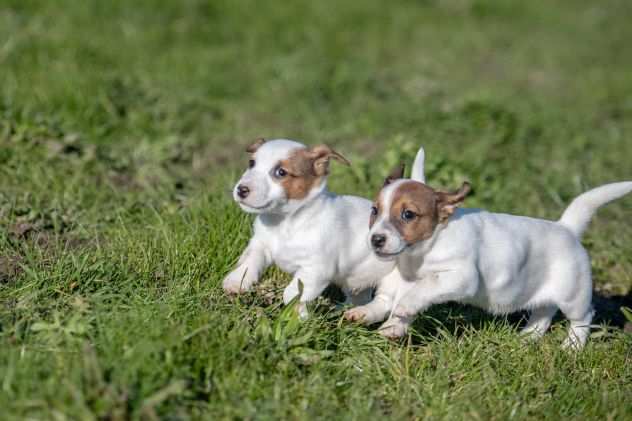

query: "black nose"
xmin=371 ymin=234 xmax=386 ymax=249
xmin=237 ymin=185 xmax=250 ymax=199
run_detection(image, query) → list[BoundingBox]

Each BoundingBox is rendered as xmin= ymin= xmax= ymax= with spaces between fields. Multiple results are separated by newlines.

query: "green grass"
xmin=1 ymin=0 xmax=632 ymax=419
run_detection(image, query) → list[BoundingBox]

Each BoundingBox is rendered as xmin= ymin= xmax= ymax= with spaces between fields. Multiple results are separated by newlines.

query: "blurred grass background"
xmin=1 ymin=0 xmax=631 ymax=419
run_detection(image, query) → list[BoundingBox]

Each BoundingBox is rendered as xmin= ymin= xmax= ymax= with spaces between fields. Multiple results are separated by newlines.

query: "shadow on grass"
xmin=592 ymin=290 xmax=632 ymax=328
xmin=240 ymin=282 xmax=632 ymax=342
xmin=399 ymin=290 xmax=632 ymax=345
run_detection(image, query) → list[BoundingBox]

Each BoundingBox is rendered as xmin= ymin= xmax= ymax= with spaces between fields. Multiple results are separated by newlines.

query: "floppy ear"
xmin=245 ymin=138 xmax=266 ymax=153
xmin=384 ymin=163 xmax=405 ymax=186
xmin=436 ymin=182 xmax=471 ymax=222
xmin=308 ymin=144 xmax=351 ymax=176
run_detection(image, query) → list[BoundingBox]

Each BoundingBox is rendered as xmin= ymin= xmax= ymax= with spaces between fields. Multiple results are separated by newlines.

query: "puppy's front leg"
xmin=345 ymin=269 xmax=409 ymax=325
xmin=383 ymin=268 xmax=478 ymax=338
xmin=396 ymin=268 xmax=477 ymax=317
xmin=283 ymin=271 xmax=330 ymax=320
xmin=378 ymin=315 xmax=414 ymax=339
xmin=222 ymin=239 xmax=270 ymax=294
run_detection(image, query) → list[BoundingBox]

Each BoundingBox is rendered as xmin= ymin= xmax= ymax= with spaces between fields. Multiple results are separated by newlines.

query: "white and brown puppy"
xmin=343 ymin=161 xmax=425 ymax=328
xmin=223 ymin=138 xmax=401 ymax=318
xmin=365 ymin=172 xmax=632 ymax=349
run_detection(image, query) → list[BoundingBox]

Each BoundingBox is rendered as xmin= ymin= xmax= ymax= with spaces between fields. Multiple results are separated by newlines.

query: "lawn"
xmin=1 ymin=0 xmax=631 ymax=419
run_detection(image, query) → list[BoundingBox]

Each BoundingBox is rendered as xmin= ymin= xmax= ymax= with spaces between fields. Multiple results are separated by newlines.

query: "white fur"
xmin=223 ymin=139 xmax=397 ymax=318
xmin=410 ymin=146 xmax=426 ymax=183
xmin=369 ymin=176 xmax=632 ymax=349
xmin=558 ymin=182 xmax=632 ymax=237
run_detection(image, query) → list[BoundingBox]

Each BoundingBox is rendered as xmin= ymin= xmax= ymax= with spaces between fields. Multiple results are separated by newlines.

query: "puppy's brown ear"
xmin=308 ymin=144 xmax=351 ymax=176
xmin=436 ymin=181 xmax=471 ymax=223
xmin=246 ymin=138 xmax=266 ymax=153
xmin=384 ymin=163 xmax=405 ymax=186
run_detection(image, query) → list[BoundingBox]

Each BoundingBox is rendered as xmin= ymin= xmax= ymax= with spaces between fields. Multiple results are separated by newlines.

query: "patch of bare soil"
xmin=0 ymin=254 xmax=22 ymax=283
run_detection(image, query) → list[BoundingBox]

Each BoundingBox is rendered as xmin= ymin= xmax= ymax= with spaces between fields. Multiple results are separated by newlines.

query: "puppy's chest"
xmin=265 ymin=228 xmax=324 ymax=273
xmin=398 ymin=255 xmax=443 ymax=281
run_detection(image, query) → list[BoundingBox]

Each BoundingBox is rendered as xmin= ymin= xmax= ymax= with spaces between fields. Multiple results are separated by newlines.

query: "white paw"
xmin=344 ymin=304 xmax=388 ymax=325
xmin=296 ymin=302 xmax=310 ymax=320
xmin=222 ymin=268 xmax=255 ymax=294
xmin=392 ymin=304 xmax=416 ymax=319
xmin=561 ymin=336 xmax=583 ymax=352
xmin=520 ymin=326 xmax=546 ymax=341
xmin=378 ymin=317 xmax=409 ymax=339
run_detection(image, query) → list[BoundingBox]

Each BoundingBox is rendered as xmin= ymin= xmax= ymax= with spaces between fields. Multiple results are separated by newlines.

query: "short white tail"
xmin=411 ymin=146 xmax=426 ymax=183
xmin=558 ymin=181 xmax=632 ymax=238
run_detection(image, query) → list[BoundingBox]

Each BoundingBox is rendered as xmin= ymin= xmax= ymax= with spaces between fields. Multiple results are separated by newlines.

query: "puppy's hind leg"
xmin=520 ymin=305 xmax=557 ymax=340
xmin=558 ymin=262 xmax=594 ymax=350
xmin=560 ymin=305 xmax=594 ymax=351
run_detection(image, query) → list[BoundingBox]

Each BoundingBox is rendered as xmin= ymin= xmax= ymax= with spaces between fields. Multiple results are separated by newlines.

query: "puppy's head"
xmin=368 ymin=165 xmax=471 ymax=259
xmin=233 ymin=138 xmax=350 ymax=214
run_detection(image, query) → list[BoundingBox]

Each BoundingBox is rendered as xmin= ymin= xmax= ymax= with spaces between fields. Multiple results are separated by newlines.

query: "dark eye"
xmin=370 ymin=206 xmax=378 ymax=216
xmin=249 ymin=159 xmax=255 ymax=168
xmin=274 ymin=167 xmax=288 ymax=178
xmin=401 ymin=209 xmax=416 ymax=221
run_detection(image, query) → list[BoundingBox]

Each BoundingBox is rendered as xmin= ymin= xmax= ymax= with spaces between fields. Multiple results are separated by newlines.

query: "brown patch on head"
xmin=389 ymin=181 xmax=439 ymax=244
xmin=245 ymin=138 xmax=266 ymax=153
xmin=276 ymin=144 xmax=350 ymax=200
xmin=387 ymin=181 xmax=471 ymax=245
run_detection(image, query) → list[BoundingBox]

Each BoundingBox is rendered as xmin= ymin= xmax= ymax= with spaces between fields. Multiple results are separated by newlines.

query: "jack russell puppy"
xmin=223 ymin=138 xmax=402 ymax=317
xmin=357 ymin=162 xmax=631 ymax=349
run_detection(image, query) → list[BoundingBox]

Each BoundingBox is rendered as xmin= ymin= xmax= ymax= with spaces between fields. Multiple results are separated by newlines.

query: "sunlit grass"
xmin=1 ymin=0 xmax=631 ymax=419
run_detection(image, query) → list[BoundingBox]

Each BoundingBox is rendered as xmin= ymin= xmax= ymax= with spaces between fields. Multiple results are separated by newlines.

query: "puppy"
xmin=223 ymin=138 xmax=400 ymax=318
xmin=343 ymin=148 xmax=427 ymax=327
xmin=366 ymin=169 xmax=632 ymax=349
